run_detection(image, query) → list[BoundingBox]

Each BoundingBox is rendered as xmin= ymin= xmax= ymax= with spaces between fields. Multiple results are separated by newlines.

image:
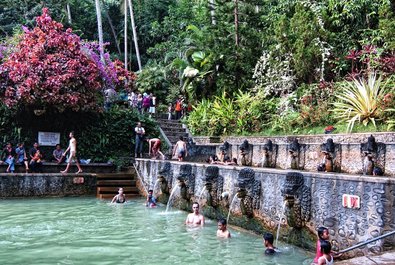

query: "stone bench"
xmin=0 ymin=162 xmax=116 ymax=173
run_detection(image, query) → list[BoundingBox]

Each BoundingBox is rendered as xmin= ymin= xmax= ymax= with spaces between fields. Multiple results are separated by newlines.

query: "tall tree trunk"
xmin=124 ymin=0 xmax=128 ymax=70
xmin=127 ymin=0 xmax=142 ymax=71
xmin=234 ymin=0 xmax=240 ymax=88
xmin=209 ymin=0 xmax=216 ymax=25
xmin=95 ymin=0 xmax=105 ymax=62
xmin=234 ymin=0 xmax=239 ymax=47
xmin=105 ymin=11 xmax=122 ymax=56
xmin=66 ymin=2 xmax=72 ymax=24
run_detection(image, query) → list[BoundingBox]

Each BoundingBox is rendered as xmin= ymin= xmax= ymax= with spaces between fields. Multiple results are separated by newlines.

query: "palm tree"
xmin=127 ymin=0 xmax=142 ymax=71
xmin=95 ymin=0 xmax=105 ymax=62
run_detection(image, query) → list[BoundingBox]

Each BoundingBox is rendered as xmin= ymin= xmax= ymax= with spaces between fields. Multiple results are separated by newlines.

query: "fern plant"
xmin=332 ymin=73 xmax=387 ymax=132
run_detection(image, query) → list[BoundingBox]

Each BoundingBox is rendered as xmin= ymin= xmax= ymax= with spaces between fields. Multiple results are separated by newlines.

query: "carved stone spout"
xmin=288 ymin=139 xmax=300 ymax=170
xmin=361 ymin=135 xmax=386 ymax=175
xmin=239 ymin=140 xmax=252 ymax=166
xmin=261 ymin=139 xmax=277 ymax=168
xmin=235 ymin=168 xmax=261 ymax=218
xmin=281 ymin=172 xmax=311 ymax=228
xmin=202 ymin=166 xmax=223 ymax=207
xmin=218 ymin=141 xmax=232 ymax=163
xmin=156 ymin=175 xmax=170 ymax=203
xmin=176 ymin=164 xmax=195 ymax=200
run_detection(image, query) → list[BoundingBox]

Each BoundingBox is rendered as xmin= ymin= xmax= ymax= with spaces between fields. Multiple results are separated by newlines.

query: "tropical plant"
xmin=332 ymin=72 xmax=388 ymax=132
xmin=0 ymin=9 xmax=103 ymax=112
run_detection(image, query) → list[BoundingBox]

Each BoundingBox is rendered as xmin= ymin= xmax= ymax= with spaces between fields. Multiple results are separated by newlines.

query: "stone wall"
xmin=0 ymin=174 xmax=96 ymax=197
xmin=192 ymin=133 xmax=395 ymax=176
xmin=135 ymin=159 xmax=395 ymax=259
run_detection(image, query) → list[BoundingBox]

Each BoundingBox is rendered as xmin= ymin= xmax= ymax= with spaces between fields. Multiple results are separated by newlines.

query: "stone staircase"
xmin=157 ymin=118 xmax=189 ymax=145
xmin=96 ymin=172 xmax=140 ymax=200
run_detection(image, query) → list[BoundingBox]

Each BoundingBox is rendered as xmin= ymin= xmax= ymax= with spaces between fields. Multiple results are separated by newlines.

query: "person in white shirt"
xmin=134 ymin=122 xmax=145 ymax=158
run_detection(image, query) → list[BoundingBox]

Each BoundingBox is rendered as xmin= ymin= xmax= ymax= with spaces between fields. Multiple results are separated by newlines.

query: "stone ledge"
xmin=135 ymin=158 xmax=395 ymax=184
xmin=0 ymin=162 xmax=116 ymax=173
xmin=193 ymin=132 xmax=395 ymax=145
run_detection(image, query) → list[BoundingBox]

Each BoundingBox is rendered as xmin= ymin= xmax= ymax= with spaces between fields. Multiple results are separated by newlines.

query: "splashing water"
xmin=165 ymin=185 xmax=180 ymax=213
xmin=226 ymin=193 xmax=239 ymax=225
xmin=198 ymin=186 xmax=206 ymax=204
xmin=276 ymin=201 xmax=287 ymax=247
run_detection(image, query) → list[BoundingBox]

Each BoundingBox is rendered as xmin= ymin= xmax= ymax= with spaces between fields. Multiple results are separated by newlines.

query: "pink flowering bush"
xmin=0 ymin=9 xmax=103 ymax=112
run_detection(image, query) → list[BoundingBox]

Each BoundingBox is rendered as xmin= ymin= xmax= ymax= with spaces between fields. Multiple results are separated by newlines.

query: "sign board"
xmin=38 ymin=132 xmax=60 ymax=146
xmin=342 ymin=194 xmax=361 ymax=209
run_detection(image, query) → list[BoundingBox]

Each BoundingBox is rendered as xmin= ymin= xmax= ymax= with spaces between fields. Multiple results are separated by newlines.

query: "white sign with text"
xmin=38 ymin=132 xmax=60 ymax=146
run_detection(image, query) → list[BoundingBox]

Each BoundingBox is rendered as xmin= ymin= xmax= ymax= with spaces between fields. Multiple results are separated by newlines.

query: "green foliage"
xmin=135 ymin=63 xmax=169 ymax=100
xmin=332 ymin=73 xmax=388 ymax=132
xmin=186 ymin=91 xmax=278 ymax=136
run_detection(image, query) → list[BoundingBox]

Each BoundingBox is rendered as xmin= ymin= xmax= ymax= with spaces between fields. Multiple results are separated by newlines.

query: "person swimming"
xmin=111 ymin=187 xmax=126 ymax=204
xmin=146 ymin=189 xmax=156 ymax=207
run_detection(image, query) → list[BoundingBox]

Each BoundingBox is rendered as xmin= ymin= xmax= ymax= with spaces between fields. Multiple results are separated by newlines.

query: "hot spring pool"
xmin=0 ymin=197 xmax=313 ymax=264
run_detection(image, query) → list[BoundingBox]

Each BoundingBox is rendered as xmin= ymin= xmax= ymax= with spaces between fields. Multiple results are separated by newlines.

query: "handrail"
xmin=337 ymin=230 xmax=395 ymax=254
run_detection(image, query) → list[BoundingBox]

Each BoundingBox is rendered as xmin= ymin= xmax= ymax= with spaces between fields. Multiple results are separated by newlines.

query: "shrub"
xmin=332 ymin=72 xmax=388 ymax=132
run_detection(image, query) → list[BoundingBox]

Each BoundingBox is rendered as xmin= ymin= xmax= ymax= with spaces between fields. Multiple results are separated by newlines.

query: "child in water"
xmin=313 ymin=227 xmax=332 ymax=263
xmin=111 ymin=187 xmax=126 ymax=204
xmin=146 ymin=189 xmax=156 ymax=207
xmin=217 ymin=218 xmax=231 ymax=238
xmin=317 ymin=240 xmax=334 ymax=265
xmin=263 ymin=232 xmax=276 ymax=255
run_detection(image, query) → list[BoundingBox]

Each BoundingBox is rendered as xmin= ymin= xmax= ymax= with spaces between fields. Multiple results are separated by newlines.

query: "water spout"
xmin=198 ymin=186 xmax=207 ymax=204
xmin=166 ymin=185 xmax=180 ymax=213
xmin=132 ymin=163 xmax=148 ymax=195
xmin=275 ymin=201 xmax=287 ymax=247
xmin=153 ymin=179 xmax=160 ymax=199
xmin=226 ymin=193 xmax=240 ymax=225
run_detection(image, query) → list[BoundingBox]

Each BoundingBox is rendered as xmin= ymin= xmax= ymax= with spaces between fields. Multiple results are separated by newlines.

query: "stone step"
xmin=97 ymin=179 xmax=136 ymax=186
xmin=96 ymin=173 xmax=136 ymax=180
xmin=97 ymin=187 xmax=138 ymax=193
xmin=159 ymin=123 xmax=184 ymax=130
xmin=98 ymin=194 xmax=141 ymax=200
xmin=160 ymin=127 xmax=187 ymax=133
xmin=164 ymin=132 xmax=189 ymax=138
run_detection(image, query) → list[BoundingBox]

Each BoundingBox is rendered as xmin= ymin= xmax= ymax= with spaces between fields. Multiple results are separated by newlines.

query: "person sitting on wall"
xmin=53 ymin=144 xmax=65 ymax=164
xmin=1 ymin=142 xmax=16 ymax=173
xmin=30 ymin=149 xmax=43 ymax=173
xmin=15 ymin=142 xmax=29 ymax=173
xmin=29 ymin=142 xmax=43 ymax=173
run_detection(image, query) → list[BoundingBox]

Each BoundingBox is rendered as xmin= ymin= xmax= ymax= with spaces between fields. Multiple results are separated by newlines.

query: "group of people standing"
xmin=128 ymin=91 xmax=157 ymax=115
xmin=134 ymin=122 xmax=188 ymax=161
xmin=1 ymin=131 xmax=82 ymax=174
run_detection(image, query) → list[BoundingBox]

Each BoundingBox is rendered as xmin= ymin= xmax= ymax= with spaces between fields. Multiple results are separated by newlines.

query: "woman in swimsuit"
xmin=111 ymin=187 xmax=126 ymax=204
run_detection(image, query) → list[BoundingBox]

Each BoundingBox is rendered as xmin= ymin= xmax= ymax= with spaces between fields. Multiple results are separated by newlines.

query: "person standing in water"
xmin=217 ymin=218 xmax=231 ymax=238
xmin=185 ymin=202 xmax=205 ymax=226
xmin=61 ymin=131 xmax=83 ymax=174
xmin=111 ymin=187 xmax=126 ymax=204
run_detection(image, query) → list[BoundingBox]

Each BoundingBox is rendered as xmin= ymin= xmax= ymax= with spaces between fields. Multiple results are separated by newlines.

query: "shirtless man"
xmin=148 ymin=138 xmax=164 ymax=160
xmin=185 ymin=202 xmax=205 ymax=226
xmin=61 ymin=131 xmax=83 ymax=174
xmin=173 ymin=136 xmax=188 ymax=162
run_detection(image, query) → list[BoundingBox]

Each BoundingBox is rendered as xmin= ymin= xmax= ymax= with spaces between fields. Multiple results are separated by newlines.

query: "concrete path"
xmin=336 ymin=252 xmax=395 ymax=264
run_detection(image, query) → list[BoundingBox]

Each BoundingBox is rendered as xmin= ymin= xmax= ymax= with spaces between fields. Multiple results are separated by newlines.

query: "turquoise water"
xmin=0 ymin=197 xmax=313 ymax=265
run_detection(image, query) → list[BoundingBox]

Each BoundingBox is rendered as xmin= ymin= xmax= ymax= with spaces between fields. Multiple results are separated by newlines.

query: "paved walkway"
xmin=336 ymin=251 xmax=395 ymax=264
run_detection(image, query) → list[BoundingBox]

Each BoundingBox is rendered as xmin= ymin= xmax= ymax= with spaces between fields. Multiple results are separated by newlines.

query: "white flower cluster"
xmin=252 ymin=51 xmax=296 ymax=97
xmin=312 ymin=38 xmax=332 ymax=81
